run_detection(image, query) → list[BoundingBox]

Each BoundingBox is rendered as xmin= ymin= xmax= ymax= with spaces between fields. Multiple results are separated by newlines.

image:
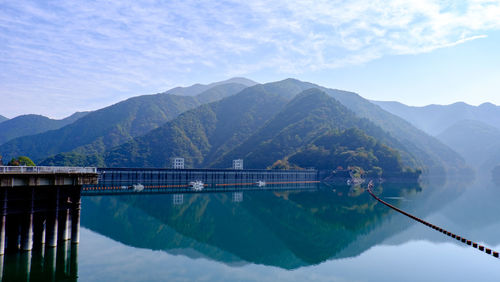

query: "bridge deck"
xmin=0 ymin=166 xmax=98 ymax=187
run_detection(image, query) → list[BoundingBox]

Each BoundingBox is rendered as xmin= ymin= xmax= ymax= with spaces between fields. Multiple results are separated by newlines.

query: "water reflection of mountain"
xmin=82 ymin=184 xmax=426 ymax=269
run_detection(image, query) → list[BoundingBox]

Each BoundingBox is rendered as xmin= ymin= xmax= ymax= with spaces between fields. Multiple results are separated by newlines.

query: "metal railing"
xmin=0 ymin=166 xmax=97 ymax=174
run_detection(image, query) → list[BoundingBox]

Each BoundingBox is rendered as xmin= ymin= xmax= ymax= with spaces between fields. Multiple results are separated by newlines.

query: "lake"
xmin=3 ymin=177 xmax=500 ymax=281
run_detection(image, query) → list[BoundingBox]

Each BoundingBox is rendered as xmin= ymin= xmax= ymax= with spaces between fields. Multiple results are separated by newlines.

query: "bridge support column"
xmin=0 ymin=214 xmax=5 ymax=255
xmin=20 ymin=212 xmax=33 ymax=251
xmin=71 ymin=193 xmax=81 ymax=244
xmin=0 ymin=189 xmax=6 ymax=255
xmin=6 ymin=214 xmax=19 ymax=251
xmin=58 ymin=209 xmax=70 ymax=241
xmin=46 ymin=189 xmax=59 ymax=248
xmin=33 ymin=213 xmax=46 ymax=250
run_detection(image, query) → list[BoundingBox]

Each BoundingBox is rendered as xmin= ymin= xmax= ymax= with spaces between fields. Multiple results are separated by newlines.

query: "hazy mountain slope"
xmin=0 ymin=115 xmax=8 ymax=123
xmin=195 ymin=83 xmax=248 ymax=104
xmin=313 ymin=86 xmax=465 ymax=174
xmin=0 ymin=94 xmax=201 ymax=162
xmin=373 ymin=101 xmax=500 ymax=135
xmin=211 ymin=89 xmax=413 ymax=174
xmin=165 ymin=77 xmax=257 ymax=96
xmin=0 ymin=112 xmax=88 ymax=145
xmin=104 ymin=84 xmax=291 ymax=168
xmin=437 ymin=120 xmax=500 ymax=167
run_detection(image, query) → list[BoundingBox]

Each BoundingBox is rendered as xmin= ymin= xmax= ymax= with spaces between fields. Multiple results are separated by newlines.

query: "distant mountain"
xmin=164 ymin=77 xmax=257 ymax=97
xmin=0 ymin=94 xmax=201 ymax=163
xmin=0 ymin=112 xmax=88 ymax=145
xmin=0 ymin=115 xmax=7 ymax=123
xmin=437 ymin=119 xmax=500 ymax=168
xmin=12 ymin=82 xmax=249 ymax=165
xmin=372 ymin=101 xmax=500 ymax=136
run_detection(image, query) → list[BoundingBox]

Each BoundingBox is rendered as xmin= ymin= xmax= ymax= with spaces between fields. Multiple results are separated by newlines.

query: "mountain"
xmin=373 ymin=100 xmax=500 ymax=174
xmin=104 ymin=86 xmax=418 ymax=181
xmin=164 ymin=77 xmax=257 ymax=97
xmin=195 ymin=83 xmax=248 ymax=104
xmin=104 ymin=83 xmax=293 ymax=168
xmin=372 ymin=101 xmax=500 ymax=136
xmin=437 ymin=119 xmax=500 ymax=168
xmin=0 ymin=112 xmax=88 ymax=145
xmin=1 ymin=81 xmax=250 ymax=164
xmin=4 ymin=78 xmax=466 ymax=176
xmin=211 ymin=89 xmax=414 ymax=179
xmin=0 ymin=115 xmax=7 ymax=123
xmin=0 ymin=94 xmax=200 ymax=163
xmin=104 ymin=78 xmax=465 ymax=177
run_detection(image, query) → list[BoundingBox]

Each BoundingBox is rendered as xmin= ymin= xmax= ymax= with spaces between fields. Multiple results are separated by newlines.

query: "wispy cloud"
xmin=1 ymin=0 xmax=500 ymax=117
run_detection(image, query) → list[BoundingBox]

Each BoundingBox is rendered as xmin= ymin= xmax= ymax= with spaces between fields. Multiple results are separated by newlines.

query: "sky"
xmin=1 ymin=0 xmax=500 ymax=118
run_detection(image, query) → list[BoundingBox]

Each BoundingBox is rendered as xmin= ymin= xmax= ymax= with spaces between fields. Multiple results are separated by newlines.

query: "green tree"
xmin=8 ymin=156 xmax=35 ymax=166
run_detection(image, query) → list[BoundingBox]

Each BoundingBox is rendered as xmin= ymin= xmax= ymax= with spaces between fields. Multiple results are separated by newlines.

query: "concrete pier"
xmin=58 ymin=209 xmax=71 ymax=242
xmin=32 ymin=214 xmax=46 ymax=250
xmin=71 ymin=194 xmax=81 ymax=244
xmin=20 ymin=213 xmax=33 ymax=251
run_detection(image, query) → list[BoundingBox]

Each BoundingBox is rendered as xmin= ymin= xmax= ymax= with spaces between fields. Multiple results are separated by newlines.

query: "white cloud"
xmin=1 ymin=0 xmax=500 ymax=117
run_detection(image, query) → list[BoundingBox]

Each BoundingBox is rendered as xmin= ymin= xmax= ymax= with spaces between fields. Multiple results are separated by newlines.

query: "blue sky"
xmin=1 ymin=0 xmax=500 ymax=118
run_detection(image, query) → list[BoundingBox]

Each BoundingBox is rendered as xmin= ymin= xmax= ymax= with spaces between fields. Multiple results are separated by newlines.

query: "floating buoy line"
xmin=367 ymin=181 xmax=499 ymax=259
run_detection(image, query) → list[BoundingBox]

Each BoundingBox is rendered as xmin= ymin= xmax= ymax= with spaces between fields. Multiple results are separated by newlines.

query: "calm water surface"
xmin=4 ymin=178 xmax=500 ymax=281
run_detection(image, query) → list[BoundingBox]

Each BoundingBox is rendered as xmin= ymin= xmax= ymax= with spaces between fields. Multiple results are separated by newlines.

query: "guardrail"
xmin=0 ymin=166 xmax=97 ymax=174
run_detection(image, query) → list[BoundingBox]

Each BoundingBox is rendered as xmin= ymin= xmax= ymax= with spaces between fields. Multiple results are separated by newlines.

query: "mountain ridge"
xmin=0 ymin=112 xmax=89 ymax=145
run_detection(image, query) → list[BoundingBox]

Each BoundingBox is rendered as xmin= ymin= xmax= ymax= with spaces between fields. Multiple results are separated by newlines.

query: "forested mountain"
xmin=101 ymin=79 xmax=464 ymax=176
xmin=372 ymin=101 xmax=500 ymax=135
xmin=0 ymin=115 xmax=7 ymax=123
xmin=103 ymin=85 xmax=419 ymax=180
xmin=1 ymin=82 xmax=250 ymax=163
xmin=0 ymin=112 xmax=88 ymax=145
xmin=164 ymin=77 xmax=257 ymax=96
xmin=104 ymin=83 xmax=295 ymax=168
xmin=211 ymin=89 xmax=414 ymax=179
